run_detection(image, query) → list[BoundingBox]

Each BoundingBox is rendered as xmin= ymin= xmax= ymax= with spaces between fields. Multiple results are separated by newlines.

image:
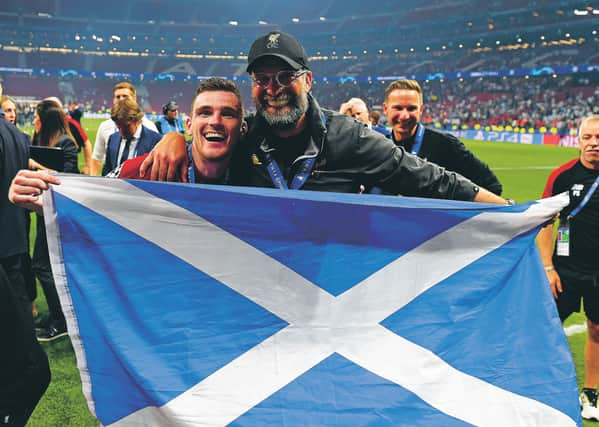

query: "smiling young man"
xmin=537 ymin=115 xmax=599 ymax=421
xmin=383 ymin=79 xmax=503 ymax=196
xmin=119 ymin=78 xmax=247 ymax=184
xmin=8 ymin=79 xmax=248 ymax=215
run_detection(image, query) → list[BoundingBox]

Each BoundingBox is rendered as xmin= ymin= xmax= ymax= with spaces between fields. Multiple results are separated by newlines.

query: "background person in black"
xmin=383 ymin=79 xmax=503 ymax=196
xmin=537 ymin=115 xmax=599 ymax=421
xmin=1 ymin=95 xmax=39 ymax=319
xmin=0 ymin=118 xmax=50 ymax=426
xmin=45 ymin=97 xmax=92 ymax=175
xmin=68 ymin=101 xmax=83 ymax=124
xmin=31 ymin=99 xmax=79 ymax=342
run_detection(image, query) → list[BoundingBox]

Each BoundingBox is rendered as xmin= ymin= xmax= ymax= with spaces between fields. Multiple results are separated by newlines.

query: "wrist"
xmin=544 ymin=265 xmax=555 ymax=272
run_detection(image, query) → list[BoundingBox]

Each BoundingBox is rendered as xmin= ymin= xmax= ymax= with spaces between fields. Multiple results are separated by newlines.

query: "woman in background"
xmin=33 ymin=100 xmax=79 ymax=172
xmin=31 ymin=99 xmax=78 ymax=341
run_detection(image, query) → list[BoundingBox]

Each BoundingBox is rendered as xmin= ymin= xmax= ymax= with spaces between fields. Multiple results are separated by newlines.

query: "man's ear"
xmin=240 ymin=119 xmax=248 ymax=135
xmin=185 ymin=116 xmax=192 ymax=134
xmin=304 ymin=70 xmax=313 ymax=92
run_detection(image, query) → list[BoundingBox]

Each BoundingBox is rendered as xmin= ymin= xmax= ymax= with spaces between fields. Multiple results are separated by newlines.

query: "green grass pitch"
xmin=26 ymin=118 xmax=589 ymax=426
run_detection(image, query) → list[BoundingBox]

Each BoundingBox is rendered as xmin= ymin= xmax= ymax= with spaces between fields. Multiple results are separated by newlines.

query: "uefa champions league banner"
xmin=449 ymin=129 xmax=545 ymax=145
xmin=43 ymin=175 xmax=581 ymax=426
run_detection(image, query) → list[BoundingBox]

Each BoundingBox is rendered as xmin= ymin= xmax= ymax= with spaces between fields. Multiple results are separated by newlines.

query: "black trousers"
xmin=32 ymin=215 xmax=65 ymax=327
xmin=22 ymin=212 xmax=36 ymax=303
xmin=0 ymin=255 xmax=51 ymax=426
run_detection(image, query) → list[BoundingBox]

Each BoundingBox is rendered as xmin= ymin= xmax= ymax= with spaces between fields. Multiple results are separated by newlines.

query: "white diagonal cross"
xmin=49 ymin=177 xmax=574 ymax=427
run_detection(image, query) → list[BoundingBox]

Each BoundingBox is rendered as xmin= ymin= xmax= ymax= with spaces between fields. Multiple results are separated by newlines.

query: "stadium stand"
xmin=0 ymin=0 xmax=597 ymax=133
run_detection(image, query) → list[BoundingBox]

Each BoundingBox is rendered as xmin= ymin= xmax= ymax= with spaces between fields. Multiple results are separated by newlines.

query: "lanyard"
xmin=264 ymin=152 xmax=315 ymax=190
xmin=568 ymin=175 xmax=599 ymax=219
xmin=263 ymin=111 xmax=325 ymax=190
xmin=410 ymin=123 xmax=425 ymax=156
xmin=187 ymin=143 xmax=196 ymax=183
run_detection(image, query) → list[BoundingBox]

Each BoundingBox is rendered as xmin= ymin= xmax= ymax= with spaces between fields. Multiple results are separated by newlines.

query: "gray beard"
xmin=256 ymin=91 xmax=309 ymax=129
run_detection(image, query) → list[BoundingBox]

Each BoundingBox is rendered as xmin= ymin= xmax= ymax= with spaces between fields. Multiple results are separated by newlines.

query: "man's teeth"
xmin=265 ymin=94 xmax=290 ymax=107
xmin=205 ymin=133 xmax=225 ymax=141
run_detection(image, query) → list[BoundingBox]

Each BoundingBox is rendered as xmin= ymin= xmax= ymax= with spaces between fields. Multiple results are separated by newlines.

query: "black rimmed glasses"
xmin=251 ymin=70 xmax=307 ymax=88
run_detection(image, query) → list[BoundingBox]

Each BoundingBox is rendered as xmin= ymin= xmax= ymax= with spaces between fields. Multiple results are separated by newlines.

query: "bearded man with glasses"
xmin=141 ymin=31 xmax=506 ymax=204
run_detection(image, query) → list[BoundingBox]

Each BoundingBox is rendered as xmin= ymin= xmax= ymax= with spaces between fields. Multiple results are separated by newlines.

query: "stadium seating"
xmin=0 ymin=0 xmax=596 ymax=133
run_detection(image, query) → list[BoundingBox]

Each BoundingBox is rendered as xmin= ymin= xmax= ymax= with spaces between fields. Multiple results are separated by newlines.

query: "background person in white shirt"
xmin=90 ymin=81 xmax=158 ymax=176
xmin=102 ymin=98 xmax=162 ymax=176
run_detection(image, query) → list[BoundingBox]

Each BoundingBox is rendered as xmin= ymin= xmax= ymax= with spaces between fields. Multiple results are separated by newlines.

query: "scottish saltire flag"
xmin=43 ymin=175 xmax=581 ymax=427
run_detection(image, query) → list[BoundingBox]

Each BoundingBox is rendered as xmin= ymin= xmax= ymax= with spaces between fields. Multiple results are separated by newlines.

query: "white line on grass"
xmin=493 ymin=166 xmax=558 ymax=171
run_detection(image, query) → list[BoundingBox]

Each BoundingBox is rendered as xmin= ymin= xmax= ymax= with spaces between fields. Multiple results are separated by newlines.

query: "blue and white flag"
xmin=44 ymin=175 xmax=581 ymax=426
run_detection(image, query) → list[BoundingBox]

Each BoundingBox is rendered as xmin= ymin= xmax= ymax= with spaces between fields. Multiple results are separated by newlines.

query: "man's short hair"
xmin=113 ymin=81 xmax=136 ymax=97
xmin=384 ymin=79 xmax=423 ymax=102
xmin=111 ymin=98 xmax=143 ymax=123
xmin=369 ymin=110 xmax=381 ymax=124
xmin=347 ymin=97 xmax=368 ymax=111
xmin=192 ymin=78 xmax=244 ymax=118
xmin=0 ymin=95 xmax=15 ymax=107
xmin=580 ymin=115 xmax=599 ymax=133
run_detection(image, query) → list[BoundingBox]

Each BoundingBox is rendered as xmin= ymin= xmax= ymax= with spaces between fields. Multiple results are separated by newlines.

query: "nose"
xmin=265 ymin=78 xmax=281 ymax=95
xmin=398 ymin=109 xmax=410 ymax=120
xmin=209 ymin=112 xmax=223 ymax=126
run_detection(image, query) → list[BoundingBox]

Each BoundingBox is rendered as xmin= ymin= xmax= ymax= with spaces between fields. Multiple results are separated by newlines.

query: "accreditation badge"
xmin=556 ymin=221 xmax=570 ymax=257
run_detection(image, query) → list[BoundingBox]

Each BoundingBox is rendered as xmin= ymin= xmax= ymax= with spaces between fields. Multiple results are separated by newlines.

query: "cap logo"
xmin=266 ymin=33 xmax=280 ymax=49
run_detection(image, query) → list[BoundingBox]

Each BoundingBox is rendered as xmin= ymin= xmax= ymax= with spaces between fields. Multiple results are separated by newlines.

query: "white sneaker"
xmin=580 ymin=389 xmax=599 ymax=421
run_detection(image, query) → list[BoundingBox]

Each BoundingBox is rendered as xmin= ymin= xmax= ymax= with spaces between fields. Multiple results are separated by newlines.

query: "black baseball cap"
xmin=246 ymin=31 xmax=309 ymax=72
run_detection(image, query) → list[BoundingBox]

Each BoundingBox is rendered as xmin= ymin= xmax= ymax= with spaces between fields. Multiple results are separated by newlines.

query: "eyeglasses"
xmin=251 ymin=70 xmax=307 ymax=88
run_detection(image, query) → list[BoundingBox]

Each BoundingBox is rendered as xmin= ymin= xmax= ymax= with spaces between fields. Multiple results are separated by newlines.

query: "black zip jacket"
xmin=391 ymin=127 xmax=503 ymax=196
xmin=243 ymin=94 xmax=480 ymax=201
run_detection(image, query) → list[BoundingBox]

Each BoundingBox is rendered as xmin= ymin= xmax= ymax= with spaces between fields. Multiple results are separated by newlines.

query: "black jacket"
xmin=0 ymin=120 xmax=30 ymax=257
xmin=392 ymin=127 xmax=503 ymax=196
xmin=244 ymin=95 xmax=480 ymax=201
xmin=54 ymin=135 xmax=80 ymax=174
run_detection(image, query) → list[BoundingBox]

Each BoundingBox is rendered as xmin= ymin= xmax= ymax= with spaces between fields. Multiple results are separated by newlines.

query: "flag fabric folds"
xmin=43 ymin=175 xmax=581 ymax=426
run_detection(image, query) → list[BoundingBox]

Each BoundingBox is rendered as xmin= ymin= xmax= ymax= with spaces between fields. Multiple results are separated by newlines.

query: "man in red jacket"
xmin=9 ymin=78 xmax=247 ymax=213
xmin=119 ymin=77 xmax=246 ymax=183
